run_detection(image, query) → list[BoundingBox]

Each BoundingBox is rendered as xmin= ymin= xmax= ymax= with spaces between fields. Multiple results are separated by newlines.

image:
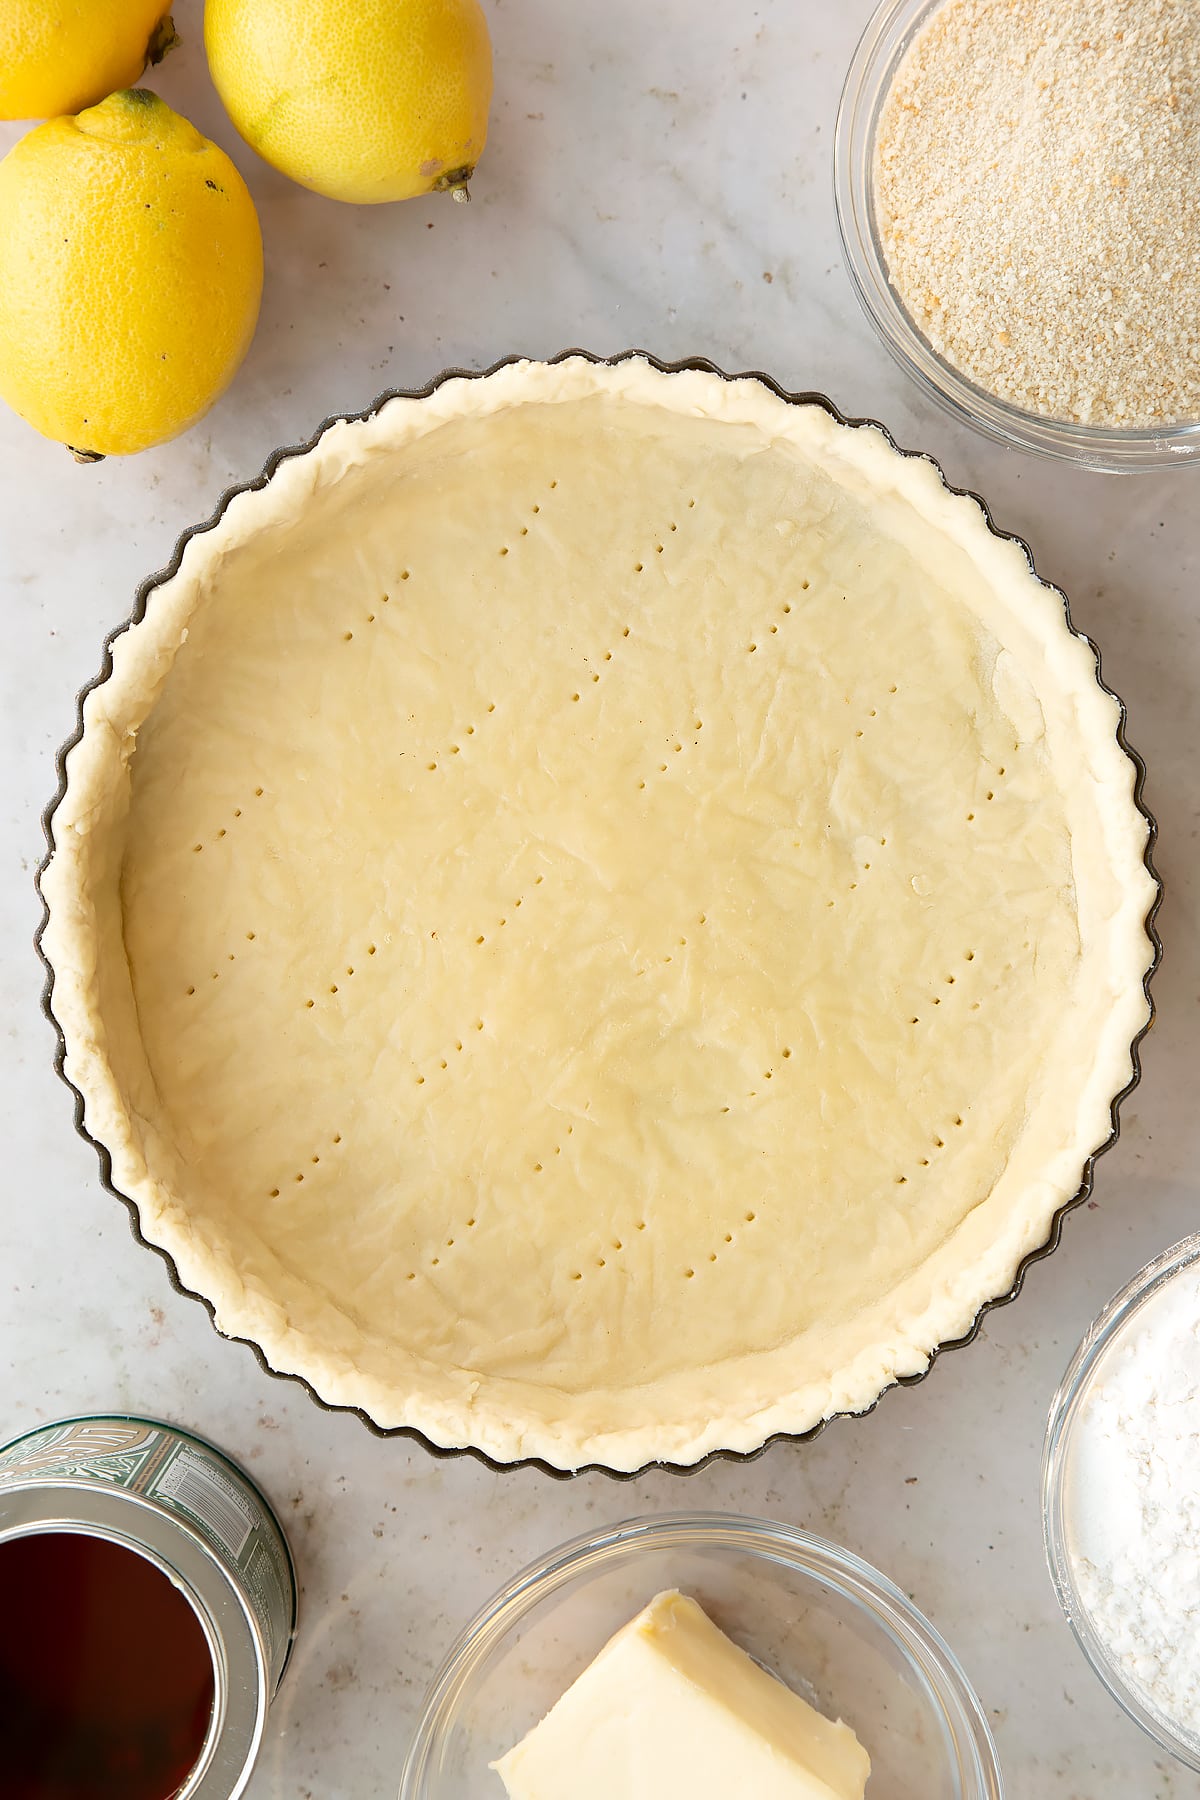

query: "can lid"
xmin=0 ymin=1483 xmax=269 ymax=1800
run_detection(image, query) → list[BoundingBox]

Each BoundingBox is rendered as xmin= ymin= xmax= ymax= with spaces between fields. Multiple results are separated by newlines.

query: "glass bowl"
xmin=1043 ymin=1234 xmax=1200 ymax=1771
xmin=833 ymin=0 xmax=1200 ymax=471
xmin=399 ymin=1510 xmax=1003 ymax=1799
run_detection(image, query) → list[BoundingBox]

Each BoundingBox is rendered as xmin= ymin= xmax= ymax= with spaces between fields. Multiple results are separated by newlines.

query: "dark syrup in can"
xmin=0 ymin=1417 xmax=297 ymax=1800
xmin=0 ymin=1529 xmax=216 ymax=1800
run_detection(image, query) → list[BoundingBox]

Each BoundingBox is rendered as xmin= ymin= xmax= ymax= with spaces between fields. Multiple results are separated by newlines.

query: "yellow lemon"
xmin=0 ymin=0 xmax=179 ymax=122
xmin=204 ymin=0 xmax=492 ymax=204
xmin=0 ymin=90 xmax=263 ymax=458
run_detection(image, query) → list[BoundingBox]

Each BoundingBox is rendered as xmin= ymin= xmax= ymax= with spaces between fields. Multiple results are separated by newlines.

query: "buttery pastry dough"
xmin=39 ymin=358 xmax=1157 ymax=1471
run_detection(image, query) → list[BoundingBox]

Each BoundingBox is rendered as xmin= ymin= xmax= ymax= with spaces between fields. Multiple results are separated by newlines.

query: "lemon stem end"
xmin=433 ymin=164 xmax=475 ymax=202
xmin=147 ymin=14 xmax=181 ymax=68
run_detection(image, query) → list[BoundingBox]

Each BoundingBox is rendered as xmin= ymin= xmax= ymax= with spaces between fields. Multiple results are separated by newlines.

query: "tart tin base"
xmin=35 ymin=349 xmax=1162 ymax=1479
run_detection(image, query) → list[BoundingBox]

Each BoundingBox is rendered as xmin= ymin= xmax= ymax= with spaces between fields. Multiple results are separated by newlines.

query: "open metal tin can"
xmin=0 ymin=1413 xmax=297 ymax=1799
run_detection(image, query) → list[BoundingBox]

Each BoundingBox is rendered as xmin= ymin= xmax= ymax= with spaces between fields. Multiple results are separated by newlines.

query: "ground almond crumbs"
xmin=873 ymin=0 xmax=1200 ymax=427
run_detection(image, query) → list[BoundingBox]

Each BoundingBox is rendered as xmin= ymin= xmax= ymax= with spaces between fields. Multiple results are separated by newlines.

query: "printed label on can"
xmin=0 ymin=1418 xmax=295 ymax=1688
xmin=153 ymin=1450 xmax=255 ymax=1559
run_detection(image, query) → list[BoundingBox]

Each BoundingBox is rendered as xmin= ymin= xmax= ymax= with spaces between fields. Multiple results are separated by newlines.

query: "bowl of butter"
xmin=399 ymin=1511 xmax=1002 ymax=1799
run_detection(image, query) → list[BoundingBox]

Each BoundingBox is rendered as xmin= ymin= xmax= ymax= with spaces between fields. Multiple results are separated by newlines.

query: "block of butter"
xmin=491 ymin=1589 xmax=870 ymax=1799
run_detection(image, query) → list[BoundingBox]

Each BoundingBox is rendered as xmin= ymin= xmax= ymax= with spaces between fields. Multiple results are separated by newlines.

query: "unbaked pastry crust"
xmin=39 ymin=358 xmax=1157 ymax=1471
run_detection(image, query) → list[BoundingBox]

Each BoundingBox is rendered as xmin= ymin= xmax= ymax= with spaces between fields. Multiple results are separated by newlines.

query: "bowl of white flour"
xmin=1044 ymin=1234 xmax=1200 ymax=1769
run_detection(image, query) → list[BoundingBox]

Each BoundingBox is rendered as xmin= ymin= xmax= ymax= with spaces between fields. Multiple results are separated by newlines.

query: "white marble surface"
xmin=1 ymin=3 xmax=1197 ymax=1795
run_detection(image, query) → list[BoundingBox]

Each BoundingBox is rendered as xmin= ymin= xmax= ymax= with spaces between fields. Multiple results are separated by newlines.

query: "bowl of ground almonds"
xmin=835 ymin=0 xmax=1200 ymax=471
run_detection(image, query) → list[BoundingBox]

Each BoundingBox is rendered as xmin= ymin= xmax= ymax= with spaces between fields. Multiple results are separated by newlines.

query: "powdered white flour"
xmin=1068 ymin=1256 xmax=1200 ymax=1736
